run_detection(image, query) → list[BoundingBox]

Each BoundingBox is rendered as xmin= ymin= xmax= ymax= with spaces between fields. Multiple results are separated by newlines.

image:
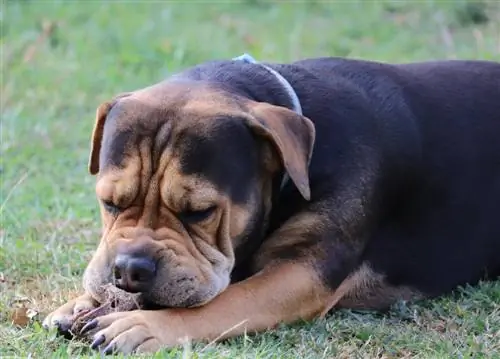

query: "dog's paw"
xmin=42 ymin=292 xmax=99 ymax=338
xmin=81 ymin=310 xmax=184 ymax=354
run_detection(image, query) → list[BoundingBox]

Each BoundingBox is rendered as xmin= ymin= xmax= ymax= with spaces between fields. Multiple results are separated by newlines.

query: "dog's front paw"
xmin=80 ymin=309 xmax=184 ymax=354
xmin=42 ymin=292 xmax=99 ymax=337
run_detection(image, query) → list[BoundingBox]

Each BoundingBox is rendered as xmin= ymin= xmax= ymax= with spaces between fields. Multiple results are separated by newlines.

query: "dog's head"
xmin=83 ymin=79 xmax=315 ymax=308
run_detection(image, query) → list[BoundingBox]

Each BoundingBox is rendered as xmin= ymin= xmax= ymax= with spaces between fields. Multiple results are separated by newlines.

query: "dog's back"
xmin=273 ymin=58 xmax=500 ymax=296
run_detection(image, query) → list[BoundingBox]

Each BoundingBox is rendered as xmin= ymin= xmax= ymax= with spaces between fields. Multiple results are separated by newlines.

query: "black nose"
xmin=113 ymin=254 xmax=156 ymax=293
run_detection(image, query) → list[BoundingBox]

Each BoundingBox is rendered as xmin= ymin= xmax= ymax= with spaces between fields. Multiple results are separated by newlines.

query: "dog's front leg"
xmin=42 ymin=292 xmax=99 ymax=334
xmin=79 ymin=258 xmax=334 ymax=354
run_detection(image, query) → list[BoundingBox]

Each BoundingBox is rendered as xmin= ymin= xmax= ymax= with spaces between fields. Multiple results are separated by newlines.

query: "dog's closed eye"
xmin=102 ymin=200 xmax=123 ymax=216
xmin=179 ymin=206 xmax=217 ymax=223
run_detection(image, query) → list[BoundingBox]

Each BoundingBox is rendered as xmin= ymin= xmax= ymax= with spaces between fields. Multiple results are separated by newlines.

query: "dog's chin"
xmin=142 ymin=265 xmax=232 ymax=308
xmin=140 ymin=299 xmax=167 ymax=310
xmin=82 ymin=282 xmax=201 ymax=309
xmin=141 ymin=295 xmax=203 ymax=309
xmin=144 ymin=282 xmax=224 ymax=309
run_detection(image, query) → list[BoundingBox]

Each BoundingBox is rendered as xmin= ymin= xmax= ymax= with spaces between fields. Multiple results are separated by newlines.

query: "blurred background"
xmin=3 ymin=0 xmax=499 ymax=222
xmin=1 ymin=1 xmax=499 ymax=356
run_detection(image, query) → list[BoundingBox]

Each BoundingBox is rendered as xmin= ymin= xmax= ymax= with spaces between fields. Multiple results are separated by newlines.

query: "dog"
xmin=43 ymin=54 xmax=500 ymax=354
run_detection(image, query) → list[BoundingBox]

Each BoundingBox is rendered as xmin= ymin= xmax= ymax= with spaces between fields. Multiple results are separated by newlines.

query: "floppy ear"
xmin=88 ymin=93 xmax=131 ymax=175
xmin=246 ymin=102 xmax=316 ymax=200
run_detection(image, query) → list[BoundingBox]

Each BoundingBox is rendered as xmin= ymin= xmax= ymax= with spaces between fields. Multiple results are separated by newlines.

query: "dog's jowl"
xmin=43 ymin=56 xmax=500 ymax=354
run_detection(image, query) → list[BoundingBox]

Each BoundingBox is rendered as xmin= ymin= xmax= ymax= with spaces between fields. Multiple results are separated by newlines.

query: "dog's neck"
xmin=175 ymin=58 xmax=302 ymax=118
xmin=232 ymin=53 xmax=302 ymax=115
xmin=232 ymin=53 xmax=300 ymax=192
xmin=176 ymin=57 xmax=304 ymax=192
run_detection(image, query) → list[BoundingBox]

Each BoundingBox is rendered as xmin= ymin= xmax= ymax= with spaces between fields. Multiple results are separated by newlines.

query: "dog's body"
xmin=44 ymin=57 xmax=500 ymax=354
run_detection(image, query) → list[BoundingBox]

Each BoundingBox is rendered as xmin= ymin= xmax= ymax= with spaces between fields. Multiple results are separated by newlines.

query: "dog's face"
xmin=83 ymin=80 xmax=315 ymax=308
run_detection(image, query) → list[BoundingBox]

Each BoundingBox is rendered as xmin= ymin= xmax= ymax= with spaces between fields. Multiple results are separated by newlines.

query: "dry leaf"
xmin=26 ymin=308 xmax=39 ymax=320
xmin=11 ymin=307 xmax=29 ymax=327
xmin=13 ymin=295 xmax=30 ymax=303
xmin=71 ymin=284 xmax=142 ymax=336
xmin=22 ymin=20 xmax=56 ymax=63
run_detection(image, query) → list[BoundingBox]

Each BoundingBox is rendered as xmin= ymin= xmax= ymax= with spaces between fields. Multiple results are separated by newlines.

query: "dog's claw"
xmin=102 ymin=343 xmax=116 ymax=355
xmin=91 ymin=334 xmax=106 ymax=349
xmin=45 ymin=318 xmax=74 ymax=339
xmin=80 ymin=319 xmax=98 ymax=336
xmin=42 ymin=320 xmax=51 ymax=330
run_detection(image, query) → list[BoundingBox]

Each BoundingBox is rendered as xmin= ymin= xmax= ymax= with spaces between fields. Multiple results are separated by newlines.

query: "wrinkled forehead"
xmin=99 ymin=82 xmax=246 ymax=169
xmin=98 ymin=82 xmax=259 ymax=202
xmin=172 ymin=117 xmax=259 ymax=203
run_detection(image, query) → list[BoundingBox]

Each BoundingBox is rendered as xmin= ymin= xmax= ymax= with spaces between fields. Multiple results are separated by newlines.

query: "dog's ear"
xmin=246 ymin=102 xmax=316 ymax=200
xmin=89 ymin=93 xmax=132 ymax=175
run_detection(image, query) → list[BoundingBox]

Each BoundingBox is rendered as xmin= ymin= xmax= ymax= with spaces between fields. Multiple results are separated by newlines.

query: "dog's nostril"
xmin=113 ymin=254 xmax=156 ymax=293
xmin=130 ymin=271 xmax=140 ymax=282
xmin=113 ymin=266 xmax=122 ymax=280
xmin=129 ymin=262 xmax=155 ymax=282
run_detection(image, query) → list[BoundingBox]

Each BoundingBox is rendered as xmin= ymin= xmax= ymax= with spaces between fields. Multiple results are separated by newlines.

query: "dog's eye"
xmin=102 ymin=200 xmax=122 ymax=215
xmin=179 ymin=206 xmax=216 ymax=223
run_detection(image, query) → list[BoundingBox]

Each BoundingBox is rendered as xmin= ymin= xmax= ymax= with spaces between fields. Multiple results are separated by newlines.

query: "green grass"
xmin=1 ymin=0 xmax=499 ymax=357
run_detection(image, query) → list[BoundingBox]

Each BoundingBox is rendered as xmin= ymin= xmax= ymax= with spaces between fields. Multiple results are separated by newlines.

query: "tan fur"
xmin=171 ymin=262 xmax=334 ymax=338
xmin=89 ymin=92 xmax=132 ymax=174
xmin=252 ymin=212 xmax=328 ymax=270
xmin=43 ymin=293 xmax=99 ymax=332
xmin=89 ymin=102 xmax=112 ymax=175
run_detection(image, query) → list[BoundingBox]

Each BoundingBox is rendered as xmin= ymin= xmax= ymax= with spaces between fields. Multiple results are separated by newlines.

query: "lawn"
xmin=1 ymin=0 xmax=499 ymax=357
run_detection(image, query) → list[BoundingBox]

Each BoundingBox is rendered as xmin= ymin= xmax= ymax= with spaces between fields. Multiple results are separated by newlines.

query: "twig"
xmin=22 ymin=20 xmax=56 ymax=64
xmin=0 ymin=171 xmax=29 ymax=214
xmin=434 ymin=12 xmax=456 ymax=59
xmin=200 ymin=319 xmax=249 ymax=352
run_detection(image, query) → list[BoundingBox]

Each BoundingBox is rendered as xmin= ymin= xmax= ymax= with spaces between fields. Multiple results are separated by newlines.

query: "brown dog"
xmin=43 ymin=56 xmax=500 ymax=354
